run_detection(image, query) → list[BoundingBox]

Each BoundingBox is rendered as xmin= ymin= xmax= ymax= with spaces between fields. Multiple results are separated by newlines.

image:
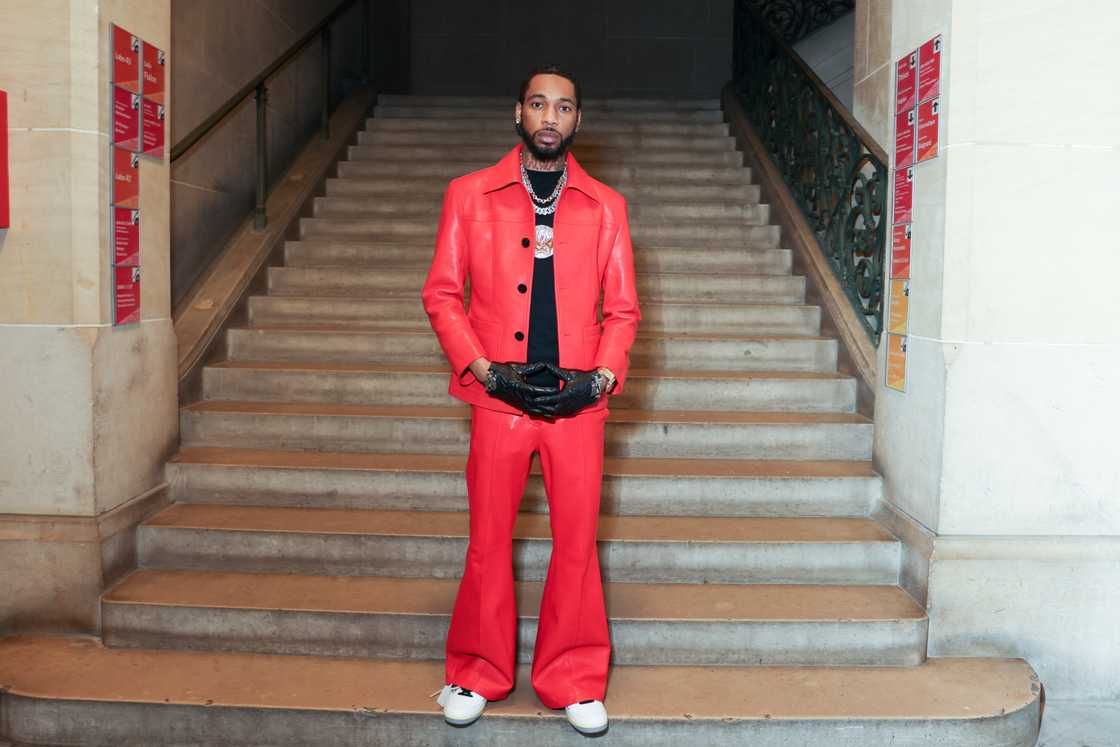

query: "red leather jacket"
xmin=421 ymin=143 xmax=641 ymax=415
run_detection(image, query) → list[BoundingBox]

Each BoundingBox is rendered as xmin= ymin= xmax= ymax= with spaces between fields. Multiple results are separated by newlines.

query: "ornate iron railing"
xmin=733 ymin=0 xmax=886 ymax=344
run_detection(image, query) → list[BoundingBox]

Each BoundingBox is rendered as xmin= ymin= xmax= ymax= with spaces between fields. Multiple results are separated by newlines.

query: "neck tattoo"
xmin=520 ymin=156 xmax=567 ymax=260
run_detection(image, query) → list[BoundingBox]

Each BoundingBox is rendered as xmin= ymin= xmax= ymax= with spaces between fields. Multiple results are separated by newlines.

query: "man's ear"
xmin=576 ymin=110 xmax=582 ymax=131
xmin=515 ymin=102 xmax=522 ymax=122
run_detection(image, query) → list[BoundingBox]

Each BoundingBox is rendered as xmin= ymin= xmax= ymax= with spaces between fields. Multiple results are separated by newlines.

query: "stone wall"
xmin=854 ymin=0 xmax=1120 ymax=701
xmin=408 ymin=0 xmax=733 ymax=100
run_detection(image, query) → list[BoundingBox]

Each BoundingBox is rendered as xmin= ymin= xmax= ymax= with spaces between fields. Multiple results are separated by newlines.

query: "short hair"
xmin=518 ymin=65 xmax=582 ymax=110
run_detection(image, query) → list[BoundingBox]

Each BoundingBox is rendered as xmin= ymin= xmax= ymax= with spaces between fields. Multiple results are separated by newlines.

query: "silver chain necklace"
xmin=520 ymin=161 xmax=567 ymax=259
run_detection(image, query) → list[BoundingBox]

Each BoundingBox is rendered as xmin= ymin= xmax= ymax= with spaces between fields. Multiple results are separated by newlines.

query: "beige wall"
xmin=0 ymin=0 xmax=176 ymax=632
xmin=854 ymin=0 xmax=1120 ymax=700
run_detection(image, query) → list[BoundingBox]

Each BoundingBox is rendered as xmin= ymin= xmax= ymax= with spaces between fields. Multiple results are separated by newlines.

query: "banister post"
xmin=254 ymin=83 xmax=269 ymax=230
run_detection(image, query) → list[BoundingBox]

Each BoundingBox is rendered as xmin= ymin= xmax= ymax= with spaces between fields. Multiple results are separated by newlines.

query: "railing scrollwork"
xmin=733 ymin=0 xmax=886 ymax=345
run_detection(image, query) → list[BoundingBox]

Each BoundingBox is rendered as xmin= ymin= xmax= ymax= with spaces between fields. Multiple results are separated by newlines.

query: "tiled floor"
xmin=1038 ymin=700 xmax=1120 ymax=746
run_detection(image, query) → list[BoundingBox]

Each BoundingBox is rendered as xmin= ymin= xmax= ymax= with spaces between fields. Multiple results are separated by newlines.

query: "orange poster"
xmin=886 ymin=334 xmax=907 ymax=392
xmin=888 ymin=279 xmax=910 ymax=334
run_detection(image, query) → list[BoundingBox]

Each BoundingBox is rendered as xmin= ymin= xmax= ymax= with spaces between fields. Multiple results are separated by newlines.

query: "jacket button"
xmin=517 ymin=283 xmax=527 ymax=293
xmin=521 ymin=237 xmax=530 ymax=248
xmin=514 ymin=331 xmax=525 ymax=341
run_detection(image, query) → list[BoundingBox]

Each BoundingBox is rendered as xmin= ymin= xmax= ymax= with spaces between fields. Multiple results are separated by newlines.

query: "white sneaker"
xmin=436 ymin=683 xmax=487 ymax=727
xmin=565 ymin=699 xmax=609 ymax=736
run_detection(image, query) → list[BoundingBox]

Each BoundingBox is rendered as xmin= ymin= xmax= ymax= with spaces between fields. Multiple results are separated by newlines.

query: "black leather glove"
xmin=527 ymin=362 xmax=602 ymax=418
xmin=485 ymin=361 xmax=561 ymax=416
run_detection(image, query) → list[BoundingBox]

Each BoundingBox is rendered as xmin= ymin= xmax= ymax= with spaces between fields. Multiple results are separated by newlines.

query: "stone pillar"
xmin=855 ymin=0 xmax=1120 ymax=700
xmin=0 ymin=0 xmax=175 ymax=633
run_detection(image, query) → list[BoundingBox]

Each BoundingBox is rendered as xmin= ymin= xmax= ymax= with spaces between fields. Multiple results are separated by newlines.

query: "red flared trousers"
xmin=444 ymin=403 xmax=611 ymax=709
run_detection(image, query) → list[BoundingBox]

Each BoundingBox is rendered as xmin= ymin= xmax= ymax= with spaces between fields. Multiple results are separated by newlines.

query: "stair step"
xmin=312 ymin=195 xmax=771 ymax=224
xmin=298 ymin=216 xmax=780 ymax=246
xmin=201 ymin=362 xmax=857 ymax=413
xmin=337 ymin=158 xmax=751 ymax=184
xmin=247 ymin=296 xmax=820 ymax=336
xmin=0 ymin=635 xmax=1041 ymax=746
xmin=267 ymin=265 xmax=801 ymax=304
xmin=377 ymin=94 xmax=723 ymax=110
xmin=358 ymin=128 xmax=737 ymax=151
xmin=180 ymin=402 xmax=873 ymax=460
xmin=167 ymin=447 xmax=881 ymax=517
xmin=102 ymin=569 xmax=927 ymax=666
xmin=226 ymin=325 xmax=840 ymax=372
xmin=137 ymin=504 xmax=899 ymax=584
xmin=283 ymin=239 xmax=793 ymax=275
xmin=374 ymin=105 xmax=725 ymax=122
xmin=367 ymin=115 xmax=731 ymax=137
xmin=349 ymin=143 xmax=744 ymax=168
xmin=326 ymin=175 xmax=763 ymax=203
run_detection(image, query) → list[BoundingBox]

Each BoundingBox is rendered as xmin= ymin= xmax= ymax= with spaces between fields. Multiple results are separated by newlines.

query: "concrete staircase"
xmin=0 ymin=95 xmax=1040 ymax=745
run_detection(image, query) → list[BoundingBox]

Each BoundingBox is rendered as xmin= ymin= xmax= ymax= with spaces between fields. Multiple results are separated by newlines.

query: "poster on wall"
xmin=888 ymin=279 xmax=910 ymax=334
xmin=891 ymin=223 xmax=911 ymax=278
xmin=112 ymin=86 xmax=142 ymax=152
xmin=0 ymin=89 xmax=8 ymax=229
xmin=894 ymin=109 xmax=916 ymax=168
xmin=918 ymin=35 xmax=942 ymax=103
xmin=892 ymin=167 xmax=913 ymax=224
xmin=111 ymin=147 xmax=140 ymax=208
xmin=142 ymin=42 xmax=166 ymax=104
xmin=886 ymin=334 xmax=908 ymax=392
xmin=111 ymin=25 xmax=142 ymax=93
xmin=916 ymin=97 xmax=940 ymax=162
xmin=895 ymin=50 xmax=917 ymax=114
xmin=113 ymin=207 xmax=140 ymax=266
xmin=113 ymin=265 xmax=141 ymax=325
xmin=141 ymin=98 xmax=165 ymax=158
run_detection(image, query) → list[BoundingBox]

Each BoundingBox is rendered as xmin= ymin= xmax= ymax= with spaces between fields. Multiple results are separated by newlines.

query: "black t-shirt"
xmin=523 ymin=168 xmax=562 ymax=387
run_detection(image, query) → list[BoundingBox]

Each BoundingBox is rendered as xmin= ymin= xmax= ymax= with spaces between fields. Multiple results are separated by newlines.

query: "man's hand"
xmin=484 ymin=361 xmax=561 ymax=416
xmin=528 ymin=362 xmax=602 ymax=418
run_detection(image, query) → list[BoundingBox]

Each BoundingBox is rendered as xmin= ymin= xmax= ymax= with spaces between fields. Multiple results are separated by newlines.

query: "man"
xmin=421 ymin=65 xmax=640 ymax=736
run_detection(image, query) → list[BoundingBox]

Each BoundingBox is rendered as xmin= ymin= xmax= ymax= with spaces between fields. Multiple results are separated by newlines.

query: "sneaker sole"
xmin=571 ymin=722 xmax=609 ymax=737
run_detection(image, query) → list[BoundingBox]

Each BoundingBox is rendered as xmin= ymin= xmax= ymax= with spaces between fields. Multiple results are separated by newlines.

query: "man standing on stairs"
xmin=421 ymin=65 xmax=640 ymax=736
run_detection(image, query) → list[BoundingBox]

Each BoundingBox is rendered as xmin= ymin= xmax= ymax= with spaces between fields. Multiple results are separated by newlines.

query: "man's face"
xmin=515 ymin=74 xmax=581 ymax=161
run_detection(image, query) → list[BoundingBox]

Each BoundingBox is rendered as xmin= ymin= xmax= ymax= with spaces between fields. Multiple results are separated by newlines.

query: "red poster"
xmin=142 ymin=42 xmax=166 ymax=104
xmin=112 ymin=86 xmax=141 ymax=151
xmin=893 ymin=167 xmax=913 ymax=225
xmin=0 ymin=89 xmax=8 ymax=229
xmin=112 ymin=147 xmax=139 ymax=208
xmin=142 ymin=98 xmax=165 ymax=158
xmin=113 ymin=207 xmax=140 ymax=266
xmin=895 ymin=109 xmax=916 ymax=169
xmin=918 ymin=35 xmax=942 ymax=103
xmin=114 ymin=265 xmax=141 ymax=325
xmin=895 ymin=50 xmax=917 ymax=114
xmin=891 ymin=223 xmax=912 ymax=278
xmin=916 ymin=97 xmax=940 ymax=162
xmin=111 ymin=25 xmax=141 ymax=93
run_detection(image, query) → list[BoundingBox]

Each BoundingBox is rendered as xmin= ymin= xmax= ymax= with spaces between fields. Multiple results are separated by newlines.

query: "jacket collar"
xmin=481 ymin=143 xmax=600 ymax=204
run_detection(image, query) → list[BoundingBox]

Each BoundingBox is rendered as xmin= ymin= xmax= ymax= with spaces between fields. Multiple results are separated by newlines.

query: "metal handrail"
xmin=170 ymin=0 xmax=369 ymax=229
xmin=732 ymin=0 xmax=888 ymax=344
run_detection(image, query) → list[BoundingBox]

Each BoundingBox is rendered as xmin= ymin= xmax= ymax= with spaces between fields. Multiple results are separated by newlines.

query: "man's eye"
xmin=561 ymin=106 xmax=571 ymax=113
xmin=532 ymin=102 xmax=542 ymax=108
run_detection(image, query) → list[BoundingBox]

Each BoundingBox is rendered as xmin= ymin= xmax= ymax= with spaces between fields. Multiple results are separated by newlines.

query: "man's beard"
xmin=516 ymin=120 xmax=578 ymax=162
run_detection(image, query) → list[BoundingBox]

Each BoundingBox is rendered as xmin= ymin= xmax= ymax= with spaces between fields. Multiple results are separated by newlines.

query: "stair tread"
xmin=233 ymin=323 xmax=827 ymax=343
xmin=182 ymin=400 xmax=870 ymax=424
xmin=104 ymin=569 xmax=925 ymax=620
xmin=170 ymin=446 xmax=878 ymax=479
xmin=253 ymin=293 xmax=812 ymax=309
xmin=142 ymin=503 xmax=897 ymax=543
xmin=208 ymin=359 xmax=850 ymax=381
xmin=0 ymin=634 xmax=1037 ymax=721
